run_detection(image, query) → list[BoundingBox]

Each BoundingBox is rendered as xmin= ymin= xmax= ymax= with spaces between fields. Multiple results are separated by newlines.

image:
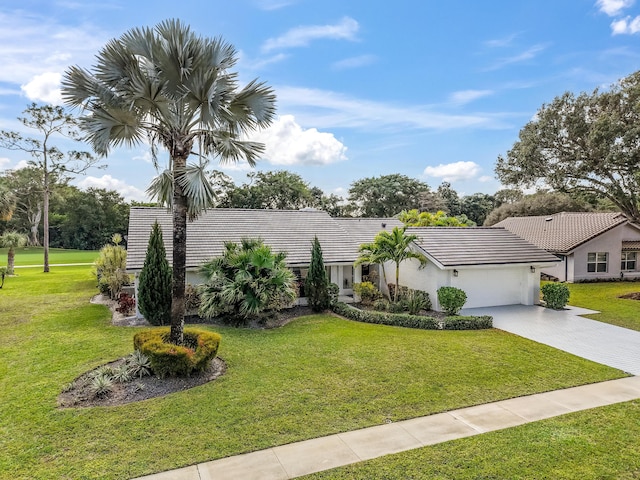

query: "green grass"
xmin=303 ymin=400 xmax=640 ymax=479
xmin=567 ymin=281 xmax=640 ymax=331
xmin=0 ymin=246 xmax=98 ymax=267
xmin=0 ymin=267 xmax=627 ymax=479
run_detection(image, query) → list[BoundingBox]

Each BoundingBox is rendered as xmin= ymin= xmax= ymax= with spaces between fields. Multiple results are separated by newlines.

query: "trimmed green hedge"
xmin=332 ymin=302 xmax=492 ymax=331
xmin=133 ymin=327 xmax=221 ymax=378
xmin=541 ymin=282 xmax=570 ymax=309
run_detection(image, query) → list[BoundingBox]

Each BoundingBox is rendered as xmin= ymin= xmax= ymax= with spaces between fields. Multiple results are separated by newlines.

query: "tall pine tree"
xmin=138 ymin=221 xmax=172 ymax=325
xmin=305 ymin=236 xmax=330 ymax=312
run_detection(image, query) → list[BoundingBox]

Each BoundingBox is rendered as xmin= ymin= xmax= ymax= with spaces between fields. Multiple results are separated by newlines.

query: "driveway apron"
xmin=462 ymin=305 xmax=640 ymax=375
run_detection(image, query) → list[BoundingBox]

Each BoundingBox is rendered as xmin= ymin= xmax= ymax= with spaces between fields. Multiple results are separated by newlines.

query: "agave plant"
xmin=127 ymin=350 xmax=151 ymax=379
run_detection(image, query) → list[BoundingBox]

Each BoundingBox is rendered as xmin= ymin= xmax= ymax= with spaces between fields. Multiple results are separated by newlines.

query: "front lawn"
xmin=303 ymin=400 xmax=640 ymax=479
xmin=0 ymin=267 xmax=625 ymax=479
xmin=0 ymin=246 xmax=98 ymax=267
xmin=567 ymin=281 xmax=640 ymax=331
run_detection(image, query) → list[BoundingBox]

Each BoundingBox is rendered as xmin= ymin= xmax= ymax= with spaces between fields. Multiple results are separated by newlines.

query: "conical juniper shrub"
xmin=306 ymin=236 xmax=330 ymax=311
xmin=138 ymin=221 xmax=172 ymax=326
xmin=133 ymin=328 xmax=221 ymax=378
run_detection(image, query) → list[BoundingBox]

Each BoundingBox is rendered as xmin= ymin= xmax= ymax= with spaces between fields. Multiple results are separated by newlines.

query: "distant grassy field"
xmin=0 ymin=266 xmax=625 ymax=479
xmin=0 ymin=247 xmax=98 ymax=267
xmin=566 ymin=281 xmax=640 ymax=331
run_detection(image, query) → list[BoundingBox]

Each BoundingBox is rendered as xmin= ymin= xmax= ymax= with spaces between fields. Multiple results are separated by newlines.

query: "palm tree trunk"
xmin=169 ymin=153 xmax=188 ymax=345
xmin=7 ymin=247 xmax=15 ymax=275
xmin=379 ymin=263 xmax=390 ymax=300
xmin=395 ymin=262 xmax=400 ymax=302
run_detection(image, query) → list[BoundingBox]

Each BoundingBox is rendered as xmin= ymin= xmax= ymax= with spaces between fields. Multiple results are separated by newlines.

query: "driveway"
xmin=461 ymin=305 xmax=640 ymax=375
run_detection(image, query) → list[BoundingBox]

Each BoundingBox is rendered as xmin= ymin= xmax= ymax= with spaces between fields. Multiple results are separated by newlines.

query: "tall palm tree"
xmin=0 ymin=231 xmax=28 ymax=275
xmin=62 ymin=20 xmax=276 ymax=344
xmin=355 ymin=227 xmax=427 ymax=302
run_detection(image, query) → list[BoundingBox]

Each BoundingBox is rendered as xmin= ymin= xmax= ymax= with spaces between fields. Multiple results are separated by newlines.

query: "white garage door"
xmin=452 ymin=268 xmax=524 ymax=308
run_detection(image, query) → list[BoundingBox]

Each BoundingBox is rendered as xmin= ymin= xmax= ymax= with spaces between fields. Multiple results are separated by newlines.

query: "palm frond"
xmin=146 ymin=169 xmax=174 ymax=208
xmin=174 ymin=163 xmax=217 ymax=218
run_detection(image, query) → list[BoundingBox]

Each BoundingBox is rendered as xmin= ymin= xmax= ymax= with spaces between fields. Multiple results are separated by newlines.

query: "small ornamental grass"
xmin=133 ymin=328 xmax=221 ymax=378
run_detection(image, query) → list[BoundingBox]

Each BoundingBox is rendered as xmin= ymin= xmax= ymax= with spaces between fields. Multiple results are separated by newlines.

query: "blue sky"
xmin=1 ymin=0 xmax=640 ymax=202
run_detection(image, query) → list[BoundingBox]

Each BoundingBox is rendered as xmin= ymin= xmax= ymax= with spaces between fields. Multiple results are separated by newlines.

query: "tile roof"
xmin=333 ymin=217 xmax=404 ymax=246
xmin=126 ymin=208 xmax=559 ymax=272
xmin=623 ymin=241 xmax=640 ymax=251
xmin=494 ymin=212 xmax=628 ymax=254
xmin=408 ymin=227 xmax=560 ymax=267
xmin=126 ymin=207 xmax=362 ymax=271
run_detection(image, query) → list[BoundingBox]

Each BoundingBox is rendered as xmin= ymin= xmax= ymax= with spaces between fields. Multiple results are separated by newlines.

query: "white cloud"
xmin=332 ymin=54 xmax=377 ymax=70
xmin=262 ymin=17 xmax=359 ymax=52
xmin=21 ymin=72 xmax=63 ymax=104
xmin=597 ymin=0 xmax=634 ymax=16
xmin=0 ymin=157 xmax=10 ymax=170
xmin=0 ymin=11 xmax=108 ymax=86
xmin=449 ymin=89 xmax=493 ymax=105
xmin=217 ymin=160 xmax=254 ymax=172
xmin=13 ymin=160 xmax=29 ymax=170
xmin=78 ymin=175 xmax=147 ymax=202
xmin=133 ymin=151 xmax=153 ymax=163
xmin=255 ymin=0 xmax=297 ymax=10
xmin=251 ymin=115 xmax=347 ymax=166
xmin=239 ymin=51 xmax=290 ymax=71
xmin=423 ymin=161 xmax=482 ymax=182
xmin=478 ymin=175 xmax=494 ymax=183
xmin=611 ymin=15 xmax=640 ymax=34
xmin=276 ymin=86 xmax=507 ymax=131
xmin=484 ymin=33 xmax=519 ymax=48
xmin=485 ymin=44 xmax=549 ymax=71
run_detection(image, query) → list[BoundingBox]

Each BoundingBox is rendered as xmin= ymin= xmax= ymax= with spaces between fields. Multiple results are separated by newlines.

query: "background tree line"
xmin=1 ymin=166 xmax=610 ymax=251
xmin=0 ymin=168 xmax=130 ymax=250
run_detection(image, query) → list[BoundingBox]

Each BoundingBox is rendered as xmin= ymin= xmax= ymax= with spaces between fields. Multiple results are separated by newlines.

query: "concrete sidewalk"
xmin=132 ymin=376 xmax=640 ymax=480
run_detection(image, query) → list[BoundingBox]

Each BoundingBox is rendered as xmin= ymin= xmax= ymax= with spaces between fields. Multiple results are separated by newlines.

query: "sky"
xmin=1 ymin=0 xmax=640 ymax=202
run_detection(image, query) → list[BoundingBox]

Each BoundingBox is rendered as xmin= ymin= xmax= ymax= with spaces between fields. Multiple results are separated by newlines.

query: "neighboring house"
xmin=396 ymin=227 xmax=560 ymax=310
xmin=495 ymin=212 xmax=640 ymax=282
xmin=126 ymin=207 xmax=399 ymax=306
xmin=126 ymin=207 xmax=558 ymax=312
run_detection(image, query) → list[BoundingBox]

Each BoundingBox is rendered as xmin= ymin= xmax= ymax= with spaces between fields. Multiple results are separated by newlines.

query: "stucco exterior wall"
xmin=571 ymin=224 xmax=640 ymax=282
xmin=541 ymin=255 xmax=567 ymax=282
xmin=394 ymin=257 xmax=543 ymax=310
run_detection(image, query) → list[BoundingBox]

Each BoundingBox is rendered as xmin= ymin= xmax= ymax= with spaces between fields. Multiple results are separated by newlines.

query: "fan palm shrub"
xmin=198 ymin=238 xmax=297 ymax=325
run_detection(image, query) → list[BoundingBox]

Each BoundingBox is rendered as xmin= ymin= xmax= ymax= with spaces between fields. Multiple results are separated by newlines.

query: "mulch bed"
xmin=619 ymin=292 xmax=640 ymax=300
xmin=63 ymin=299 xmax=316 ymax=408
xmin=58 ymin=357 xmax=226 ymax=409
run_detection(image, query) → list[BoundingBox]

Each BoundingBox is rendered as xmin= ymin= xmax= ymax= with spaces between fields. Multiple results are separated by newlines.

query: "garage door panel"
xmin=453 ymin=269 xmax=522 ymax=308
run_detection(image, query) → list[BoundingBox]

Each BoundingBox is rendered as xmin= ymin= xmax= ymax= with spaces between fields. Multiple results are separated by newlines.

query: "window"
xmin=587 ymin=252 xmax=608 ymax=273
xmin=621 ymin=251 xmax=637 ymax=271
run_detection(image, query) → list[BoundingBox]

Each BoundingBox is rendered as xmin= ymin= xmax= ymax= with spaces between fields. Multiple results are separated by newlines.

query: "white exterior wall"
xmin=395 ymin=257 xmax=545 ymax=310
xmin=540 ymin=255 xmax=567 ymax=282
xmin=571 ymin=224 xmax=640 ymax=282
